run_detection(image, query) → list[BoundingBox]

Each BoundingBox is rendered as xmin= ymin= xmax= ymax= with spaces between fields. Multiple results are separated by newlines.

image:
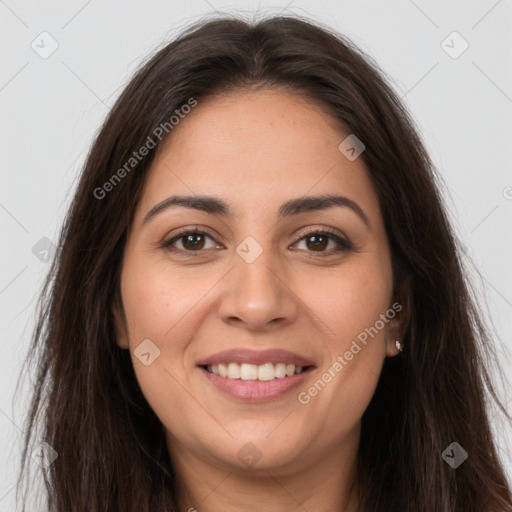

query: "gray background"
xmin=1 ymin=0 xmax=511 ymax=509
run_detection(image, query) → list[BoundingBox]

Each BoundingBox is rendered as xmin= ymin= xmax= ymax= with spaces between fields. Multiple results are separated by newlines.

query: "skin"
xmin=115 ymin=88 xmax=405 ymax=512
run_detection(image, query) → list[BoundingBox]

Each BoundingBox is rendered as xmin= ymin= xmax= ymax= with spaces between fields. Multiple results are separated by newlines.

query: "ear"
xmin=112 ymin=288 xmax=129 ymax=349
xmin=385 ymin=308 xmax=406 ymax=357
xmin=386 ymin=276 xmax=411 ymax=357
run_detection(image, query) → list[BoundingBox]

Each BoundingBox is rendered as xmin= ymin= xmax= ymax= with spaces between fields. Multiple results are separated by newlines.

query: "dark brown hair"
xmin=18 ymin=13 xmax=512 ymax=512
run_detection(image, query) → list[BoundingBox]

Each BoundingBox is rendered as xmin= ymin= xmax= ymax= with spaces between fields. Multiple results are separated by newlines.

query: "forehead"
xmin=135 ymin=88 xmax=381 ymax=225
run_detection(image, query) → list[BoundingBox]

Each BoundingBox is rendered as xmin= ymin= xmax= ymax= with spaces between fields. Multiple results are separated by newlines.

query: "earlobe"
xmin=386 ymin=336 xmax=404 ymax=357
xmin=386 ymin=275 xmax=411 ymax=357
xmin=385 ymin=299 xmax=410 ymax=357
xmin=386 ymin=318 xmax=404 ymax=357
xmin=114 ymin=327 xmax=130 ymax=350
xmin=112 ymin=291 xmax=130 ymax=350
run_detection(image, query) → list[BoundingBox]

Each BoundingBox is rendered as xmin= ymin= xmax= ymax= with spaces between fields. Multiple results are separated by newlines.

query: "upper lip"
xmin=196 ymin=349 xmax=316 ymax=367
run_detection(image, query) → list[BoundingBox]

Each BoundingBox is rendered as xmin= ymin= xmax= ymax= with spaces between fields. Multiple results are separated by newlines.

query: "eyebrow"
xmin=143 ymin=194 xmax=370 ymax=227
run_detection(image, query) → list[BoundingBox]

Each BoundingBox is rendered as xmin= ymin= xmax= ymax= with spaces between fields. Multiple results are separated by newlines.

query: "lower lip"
xmin=200 ymin=367 xmax=314 ymax=402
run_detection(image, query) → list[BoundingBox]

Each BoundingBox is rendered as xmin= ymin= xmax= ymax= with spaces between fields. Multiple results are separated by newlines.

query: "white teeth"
xmin=227 ymin=362 xmax=240 ymax=379
xmin=218 ymin=363 xmax=228 ymax=377
xmin=240 ymin=363 xmax=258 ymax=381
xmin=258 ymin=363 xmax=275 ymax=381
xmin=275 ymin=363 xmax=286 ymax=378
xmin=207 ymin=362 xmax=307 ymax=381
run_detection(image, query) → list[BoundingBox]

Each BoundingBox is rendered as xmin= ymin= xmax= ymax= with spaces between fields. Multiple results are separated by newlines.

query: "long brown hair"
xmin=18 ymin=13 xmax=512 ymax=512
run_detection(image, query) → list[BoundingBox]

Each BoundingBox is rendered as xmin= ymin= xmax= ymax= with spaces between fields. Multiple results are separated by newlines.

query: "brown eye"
xmin=162 ymin=230 xmax=219 ymax=253
xmin=181 ymin=233 xmax=206 ymax=250
xmin=293 ymin=230 xmax=353 ymax=255
xmin=304 ymin=234 xmax=329 ymax=251
xmin=162 ymin=228 xmax=353 ymax=257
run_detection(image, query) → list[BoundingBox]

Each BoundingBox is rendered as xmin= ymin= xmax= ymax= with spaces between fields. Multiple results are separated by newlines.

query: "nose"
xmin=216 ymin=244 xmax=299 ymax=332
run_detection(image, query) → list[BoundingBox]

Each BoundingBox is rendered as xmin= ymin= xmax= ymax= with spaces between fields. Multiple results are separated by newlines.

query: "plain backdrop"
xmin=1 ymin=0 xmax=511 ymax=509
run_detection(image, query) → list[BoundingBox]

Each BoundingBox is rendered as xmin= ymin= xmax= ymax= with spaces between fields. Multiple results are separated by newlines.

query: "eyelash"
xmin=160 ymin=227 xmax=354 ymax=257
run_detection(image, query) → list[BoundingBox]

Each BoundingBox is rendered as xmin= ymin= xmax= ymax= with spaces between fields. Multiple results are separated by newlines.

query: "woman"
xmin=18 ymin=13 xmax=512 ymax=512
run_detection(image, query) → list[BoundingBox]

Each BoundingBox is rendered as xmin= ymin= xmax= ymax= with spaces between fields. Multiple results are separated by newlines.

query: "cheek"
xmin=119 ymin=253 xmax=223 ymax=422
xmin=295 ymin=258 xmax=392 ymax=421
xmin=313 ymin=259 xmax=392 ymax=352
xmin=120 ymin=253 xmax=212 ymax=346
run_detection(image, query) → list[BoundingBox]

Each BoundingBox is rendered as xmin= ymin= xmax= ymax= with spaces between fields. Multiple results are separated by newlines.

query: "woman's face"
xmin=116 ymin=88 xmax=402 ymax=477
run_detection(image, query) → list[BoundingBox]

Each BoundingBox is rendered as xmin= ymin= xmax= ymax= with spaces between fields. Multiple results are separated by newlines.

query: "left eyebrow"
xmin=143 ymin=194 xmax=370 ymax=228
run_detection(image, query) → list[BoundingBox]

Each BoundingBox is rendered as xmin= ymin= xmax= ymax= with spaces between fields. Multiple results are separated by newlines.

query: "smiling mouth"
xmin=202 ymin=362 xmax=312 ymax=381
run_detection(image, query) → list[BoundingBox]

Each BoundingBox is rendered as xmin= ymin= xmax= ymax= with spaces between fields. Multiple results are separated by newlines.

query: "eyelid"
xmin=161 ymin=226 xmax=222 ymax=249
xmin=293 ymin=225 xmax=348 ymax=243
xmin=161 ymin=225 xmax=354 ymax=255
xmin=291 ymin=226 xmax=354 ymax=252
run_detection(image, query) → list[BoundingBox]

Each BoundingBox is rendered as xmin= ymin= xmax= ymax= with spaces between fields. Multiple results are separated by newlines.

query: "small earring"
xmin=395 ymin=340 xmax=403 ymax=352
